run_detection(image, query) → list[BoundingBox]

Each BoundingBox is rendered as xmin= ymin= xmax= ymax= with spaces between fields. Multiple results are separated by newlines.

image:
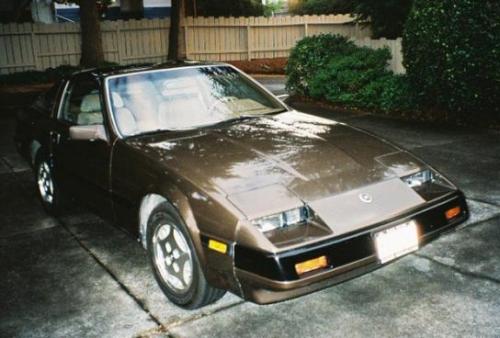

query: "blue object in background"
xmin=55 ymin=6 xmax=170 ymax=22
xmin=55 ymin=7 xmax=80 ymax=22
xmin=144 ymin=7 xmax=171 ymax=19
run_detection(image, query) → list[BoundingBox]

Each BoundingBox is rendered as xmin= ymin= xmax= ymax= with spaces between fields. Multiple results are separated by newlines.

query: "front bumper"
xmin=234 ymin=191 xmax=468 ymax=304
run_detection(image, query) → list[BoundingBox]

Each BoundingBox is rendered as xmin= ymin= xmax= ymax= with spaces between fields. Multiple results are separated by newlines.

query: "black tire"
xmin=146 ymin=202 xmax=225 ymax=309
xmin=34 ymin=151 xmax=63 ymax=215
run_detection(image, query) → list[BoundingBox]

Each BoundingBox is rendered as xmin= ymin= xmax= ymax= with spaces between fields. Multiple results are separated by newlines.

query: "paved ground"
xmin=1 ymin=77 xmax=500 ymax=338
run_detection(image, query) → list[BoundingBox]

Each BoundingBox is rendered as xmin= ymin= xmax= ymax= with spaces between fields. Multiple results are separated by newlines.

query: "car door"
xmin=15 ymin=80 xmax=63 ymax=162
xmin=52 ymin=74 xmax=113 ymax=219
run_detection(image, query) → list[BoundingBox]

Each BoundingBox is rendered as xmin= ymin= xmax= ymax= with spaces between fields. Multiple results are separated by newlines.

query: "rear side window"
xmin=32 ymin=81 xmax=62 ymax=115
xmin=59 ymin=77 xmax=103 ymax=126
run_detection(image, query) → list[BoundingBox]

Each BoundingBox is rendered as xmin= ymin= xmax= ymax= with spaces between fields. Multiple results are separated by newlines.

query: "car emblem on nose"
xmin=359 ymin=193 xmax=373 ymax=203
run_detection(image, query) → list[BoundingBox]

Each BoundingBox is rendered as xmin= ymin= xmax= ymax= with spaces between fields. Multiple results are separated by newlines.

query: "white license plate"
xmin=374 ymin=221 xmax=419 ymax=264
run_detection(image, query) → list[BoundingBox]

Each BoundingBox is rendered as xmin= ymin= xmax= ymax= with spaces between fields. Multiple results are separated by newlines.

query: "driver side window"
xmin=60 ymin=78 xmax=103 ymax=126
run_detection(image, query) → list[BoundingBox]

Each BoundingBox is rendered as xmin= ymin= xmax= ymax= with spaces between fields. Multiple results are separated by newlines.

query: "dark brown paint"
xmin=16 ymin=63 xmax=467 ymax=304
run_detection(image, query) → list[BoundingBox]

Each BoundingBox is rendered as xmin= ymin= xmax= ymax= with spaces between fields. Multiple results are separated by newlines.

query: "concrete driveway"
xmin=1 ymin=77 xmax=499 ymax=338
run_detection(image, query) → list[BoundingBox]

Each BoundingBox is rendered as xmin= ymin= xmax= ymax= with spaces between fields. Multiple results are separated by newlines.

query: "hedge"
xmin=403 ymin=0 xmax=500 ymax=119
xmin=286 ymin=34 xmax=415 ymax=113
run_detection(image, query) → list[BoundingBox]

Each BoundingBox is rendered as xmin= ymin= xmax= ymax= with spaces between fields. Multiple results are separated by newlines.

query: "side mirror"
xmin=69 ymin=124 xmax=108 ymax=142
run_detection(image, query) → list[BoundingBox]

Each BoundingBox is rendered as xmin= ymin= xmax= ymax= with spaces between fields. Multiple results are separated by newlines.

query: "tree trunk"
xmin=168 ymin=0 xmax=183 ymax=61
xmin=79 ymin=0 xmax=104 ymax=67
xmin=13 ymin=0 xmax=31 ymax=22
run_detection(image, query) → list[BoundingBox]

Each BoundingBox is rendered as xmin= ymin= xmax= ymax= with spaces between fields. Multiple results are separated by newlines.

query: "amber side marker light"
xmin=445 ymin=206 xmax=461 ymax=220
xmin=208 ymin=239 xmax=228 ymax=254
xmin=295 ymin=256 xmax=328 ymax=275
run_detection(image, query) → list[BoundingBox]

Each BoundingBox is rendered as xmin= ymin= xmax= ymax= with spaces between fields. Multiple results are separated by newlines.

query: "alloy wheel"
xmin=37 ymin=161 xmax=54 ymax=204
xmin=152 ymin=223 xmax=194 ymax=292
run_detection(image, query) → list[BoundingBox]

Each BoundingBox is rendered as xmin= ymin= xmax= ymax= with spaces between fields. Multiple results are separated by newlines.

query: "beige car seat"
xmin=78 ymin=92 xmax=103 ymax=125
xmin=112 ymin=92 xmax=138 ymax=136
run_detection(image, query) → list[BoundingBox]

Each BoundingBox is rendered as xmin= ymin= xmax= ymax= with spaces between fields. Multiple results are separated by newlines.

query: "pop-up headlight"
xmin=252 ymin=206 xmax=309 ymax=233
xmin=402 ymin=169 xmax=434 ymax=188
xmin=402 ymin=168 xmax=456 ymax=200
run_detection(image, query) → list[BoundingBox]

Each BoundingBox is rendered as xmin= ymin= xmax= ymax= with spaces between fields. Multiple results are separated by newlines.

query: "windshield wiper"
xmin=129 ymin=128 xmax=173 ymax=138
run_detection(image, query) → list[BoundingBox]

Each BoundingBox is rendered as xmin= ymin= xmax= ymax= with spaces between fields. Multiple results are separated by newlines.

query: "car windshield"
xmin=106 ymin=65 xmax=286 ymax=136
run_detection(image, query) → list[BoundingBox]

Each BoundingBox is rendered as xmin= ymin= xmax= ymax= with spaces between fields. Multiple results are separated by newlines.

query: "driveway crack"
xmin=57 ymin=217 xmax=167 ymax=332
xmin=0 ymin=222 xmax=60 ymax=240
xmin=164 ymin=300 xmax=245 ymax=331
xmin=467 ymin=197 xmax=500 ymax=209
xmin=415 ymin=253 xmax=500 ymax=286
xmin=133 ymin=299 xmax=245 ymax=337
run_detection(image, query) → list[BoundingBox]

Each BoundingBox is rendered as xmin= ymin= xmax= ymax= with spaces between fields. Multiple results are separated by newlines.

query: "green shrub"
xmin=403 ymin=0 xmax=500 ymax=118
xmin=288 ymin=34 xmax=415 ymax=113
xmin=309 ymin=47 xmax=390 ymax=106
xmin=286 ymin=34 xmax=356 ymax=95
xmin=365 ymin=74 xmax=415 ymax=112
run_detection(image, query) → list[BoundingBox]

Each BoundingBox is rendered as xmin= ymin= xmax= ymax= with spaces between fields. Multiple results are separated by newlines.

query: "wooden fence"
xmin=0 ymin=19 xmax=170 ymax=74
xmin=0 ymin=15 xmax=405 ymax=75
xmin=183 ymin=15 xmax=369 ymax=61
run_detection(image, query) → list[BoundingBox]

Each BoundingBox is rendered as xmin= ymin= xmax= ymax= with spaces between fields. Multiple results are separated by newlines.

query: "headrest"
xmin=112 ymin=92 xmax=124 ymax=109
xmin=126 ymin=80 xmax=156 ymax=95
xmin=80 ymin=93 xmax=101 ymax=113
xmin=161 ymin=79 xmax=199 ymax=98
xmin=115 ymin=107 xmax=137 ymax=135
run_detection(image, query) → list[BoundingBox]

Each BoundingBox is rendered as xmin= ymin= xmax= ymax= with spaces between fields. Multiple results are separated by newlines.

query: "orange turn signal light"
xmin=208 ymin=239 xmax=227 ymax=254
xmin=295 ymin=256 xmax=328 ymax=275
xmin=445 ymin=206 xmax=461 ymax=220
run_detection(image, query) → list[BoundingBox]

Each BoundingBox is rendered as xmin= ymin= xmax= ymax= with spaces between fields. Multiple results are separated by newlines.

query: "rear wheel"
xmin=35 ymin=152 xmax=63 ymax=215
xmin=146 ymin=202 xmax=225 ymax=309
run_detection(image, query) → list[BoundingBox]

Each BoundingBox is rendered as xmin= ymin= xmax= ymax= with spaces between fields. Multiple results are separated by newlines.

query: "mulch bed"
xmin=289 ymin=95 xmax=500 ymax=131
xmin=228 ymin=58 xmax=287 ymax=75
xmin=0 ymin=83 xmax=53 ymax=109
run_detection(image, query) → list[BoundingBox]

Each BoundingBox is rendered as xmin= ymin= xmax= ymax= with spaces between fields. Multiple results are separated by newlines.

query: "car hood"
xmin=126 ymin=111 xmax=426 ymax=219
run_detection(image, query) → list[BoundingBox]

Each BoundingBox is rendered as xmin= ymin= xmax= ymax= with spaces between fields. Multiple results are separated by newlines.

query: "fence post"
xmin=304 ymin=22 xmax=308 ymax=37
xmin=31 ymin=24 xmax=40 ymax=70
xmin=116 ymin=23 xmax=123 ymax=64
xmin=246 ymin=24 xmax=252 ymax=60
xmin=184 ymin=22 xmax=189 ymax=59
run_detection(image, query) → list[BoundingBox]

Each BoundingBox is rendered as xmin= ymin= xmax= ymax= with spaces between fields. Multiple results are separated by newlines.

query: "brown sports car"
xmin=15 ymin=62 xmax=468 ymax=309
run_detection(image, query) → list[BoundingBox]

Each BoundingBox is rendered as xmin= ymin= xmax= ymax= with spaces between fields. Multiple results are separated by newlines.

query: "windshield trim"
xmin=103 ymin=64 xmax=289 ymax=139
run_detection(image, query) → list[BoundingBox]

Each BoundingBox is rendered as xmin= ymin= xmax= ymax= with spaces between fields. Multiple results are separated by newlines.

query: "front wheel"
xmin=146 ymin=202 xmax=225 ymax=309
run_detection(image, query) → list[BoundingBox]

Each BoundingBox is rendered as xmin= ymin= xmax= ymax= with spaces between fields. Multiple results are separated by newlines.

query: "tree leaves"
xmin=403 ymin=0 xmax=500 ymax=118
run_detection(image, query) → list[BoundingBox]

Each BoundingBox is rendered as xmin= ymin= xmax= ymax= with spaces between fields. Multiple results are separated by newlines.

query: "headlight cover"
xmin=402 ymin=169 xmax=434 ymax=188
xmin=252 ymin=206 xmax=309 ymax=233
